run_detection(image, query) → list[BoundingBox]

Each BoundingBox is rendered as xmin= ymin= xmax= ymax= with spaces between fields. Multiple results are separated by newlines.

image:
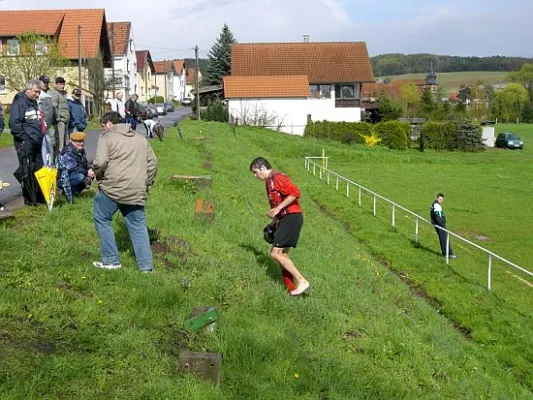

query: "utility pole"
xmin=110 ymin=23 xmax=116 ymax=98
xmin=195 ymin=45 xmax=200 ymax=120
xmin=77 ymin=25 xmax=82 ymax=91
xmin=164 ymin=59 xmax=167 ymax=102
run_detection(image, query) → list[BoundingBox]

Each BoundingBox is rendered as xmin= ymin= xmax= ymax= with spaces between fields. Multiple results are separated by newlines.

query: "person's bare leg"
xmin=271 ymin=247 xmax=309 ymax=295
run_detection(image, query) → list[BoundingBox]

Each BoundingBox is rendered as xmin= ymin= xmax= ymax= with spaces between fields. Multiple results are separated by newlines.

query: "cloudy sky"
xmin=5 ymin=0 xmax=533 ymax=61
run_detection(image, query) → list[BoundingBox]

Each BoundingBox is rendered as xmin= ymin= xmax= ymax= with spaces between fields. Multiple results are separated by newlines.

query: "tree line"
xmin=371 ymin=53 xmax=533 ymax=77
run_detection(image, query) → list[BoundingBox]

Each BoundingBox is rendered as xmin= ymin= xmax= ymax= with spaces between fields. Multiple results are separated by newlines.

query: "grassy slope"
xmin=379 ymin=71 xmax=509 ymax=92
xmin=0 ymin=132 xmax=13 ymax=149
xmin=0 ymin=121 xmax=531 ymax=399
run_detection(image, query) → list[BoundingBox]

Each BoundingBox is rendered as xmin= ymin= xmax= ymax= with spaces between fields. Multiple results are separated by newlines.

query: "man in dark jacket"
xmin=124 ymin=94 xmax=139 ymax=130
xmin=430 ymin=193 xmax=457 ymax=259
xmin=9 ymin=79 xmax=45 ymax=205
xmin=58 ymin=131 xmax=94 ymax=194
xmin=68 ymin=88 xmax=87 ymax=134
xmin=0 ymin=100 xmax=5 ymax=139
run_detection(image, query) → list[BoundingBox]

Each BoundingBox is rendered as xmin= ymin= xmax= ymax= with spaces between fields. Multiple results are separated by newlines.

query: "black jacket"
xmin=9 ymin=92 xmax=42 ymax=145
xmin=124 ymin=99 xmax=138 ymax=117
xmin=430 ymin=200 xmax=446 ymax=227
xmin=0 ymin=101 xmax=4 ymax=136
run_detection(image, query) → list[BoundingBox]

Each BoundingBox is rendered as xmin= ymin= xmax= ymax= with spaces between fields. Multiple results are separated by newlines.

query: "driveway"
xmin=0 ymin=107 xmax=191 ymax=212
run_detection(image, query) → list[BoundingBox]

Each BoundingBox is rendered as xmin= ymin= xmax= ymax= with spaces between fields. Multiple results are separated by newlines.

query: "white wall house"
xmin=228 ymin=40 xmax=375 ymax=135
xmin=105 ymin=22 xmax=137 ymax=99
xmin=153 ymin=61 xmax=175 ymax=101
xmin=172 ymin=60 xmax=187 ymax=102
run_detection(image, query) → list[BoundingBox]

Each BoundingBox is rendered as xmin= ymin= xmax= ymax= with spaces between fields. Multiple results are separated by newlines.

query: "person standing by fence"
xmin=250 ymin=157 xmax=310 ymax=296
xmin=430 ymin=193 xmax=457 ymax=259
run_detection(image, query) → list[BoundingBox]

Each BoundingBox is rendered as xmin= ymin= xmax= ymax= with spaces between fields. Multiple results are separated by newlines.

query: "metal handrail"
xmin=304 ymin=157 xmax=533 ymax=291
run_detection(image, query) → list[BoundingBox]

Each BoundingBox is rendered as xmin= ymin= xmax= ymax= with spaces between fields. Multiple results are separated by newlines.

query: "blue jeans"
xmin=93 ymin=191 xmax=153 ymax=271
xmin=57 ymin=172 xmax=86 ymax=193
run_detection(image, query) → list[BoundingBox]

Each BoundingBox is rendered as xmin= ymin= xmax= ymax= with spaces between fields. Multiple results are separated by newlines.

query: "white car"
xmin=181 ymin=97 xmax=192 ymax=106
xmin=155 ymin=104 xmax=166 ymax=114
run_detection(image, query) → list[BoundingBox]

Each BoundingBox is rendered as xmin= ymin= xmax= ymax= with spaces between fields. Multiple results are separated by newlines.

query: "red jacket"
xmin=265 ymin=171 xmax=302 ymax=217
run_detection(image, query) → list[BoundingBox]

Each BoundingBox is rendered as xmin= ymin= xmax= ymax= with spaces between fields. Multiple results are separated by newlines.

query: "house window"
xmin=310 ymin=84 xmax=332 ymax=99
xmin=7 ymin=39 xmax=19 ymax=56
xmin=335 ymin=84 xmax=360 ymax=99
xmin=35 ymin=40 xmax=47 ymax=55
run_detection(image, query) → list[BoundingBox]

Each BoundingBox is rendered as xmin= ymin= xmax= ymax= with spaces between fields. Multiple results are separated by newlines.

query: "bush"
xmin=304 ymin=121 xmax=370 ymax=144
xmin=148 ymin=96 xmax=165 ymax=104
xmin=457 ymin=121 xmax=484 ymax=152
xmin=201 ymin=99 xmax=229 ymax=122
xmin=423 ymin=121 xmax=458 ymax=151
xmin=373 ymin=121 xmax=410 ymax=149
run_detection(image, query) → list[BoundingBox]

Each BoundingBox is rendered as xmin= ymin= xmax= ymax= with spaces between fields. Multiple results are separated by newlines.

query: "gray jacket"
xmin=39 ymin=90 xmax=55 ymax=128
xmin=49 ymin=88 xmax=70 ymax=124
xmin=93 ymin=123 xmax=158 ymax=206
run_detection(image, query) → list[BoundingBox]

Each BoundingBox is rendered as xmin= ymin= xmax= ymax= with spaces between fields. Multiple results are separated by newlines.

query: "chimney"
xmin=303 ymin=34 xmax=310 ymax=43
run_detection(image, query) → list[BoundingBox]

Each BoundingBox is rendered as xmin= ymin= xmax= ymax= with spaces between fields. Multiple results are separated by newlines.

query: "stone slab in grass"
xmin=178 ymin=350 xmax=222 ymax=386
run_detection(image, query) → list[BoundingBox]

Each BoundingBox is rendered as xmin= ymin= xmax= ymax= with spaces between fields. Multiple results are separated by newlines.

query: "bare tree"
xmin=0 ymin=32 xmax=69 ymax=92
xmin=231 ymin=100 xmax=286 ymax=129
xmin=87 ymin=52 xmax=113 ymax=117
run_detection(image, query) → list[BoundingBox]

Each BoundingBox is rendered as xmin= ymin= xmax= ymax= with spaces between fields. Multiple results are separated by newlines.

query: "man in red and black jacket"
xmin=250 ymin=157 xmax=310 ymax=296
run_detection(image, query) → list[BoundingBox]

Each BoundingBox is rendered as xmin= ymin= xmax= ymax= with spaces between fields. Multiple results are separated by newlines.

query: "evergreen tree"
xmin=420 ymin=88 xmax=436 ymax=117
xmin=206 ymin=24 xmax=237 ymax=85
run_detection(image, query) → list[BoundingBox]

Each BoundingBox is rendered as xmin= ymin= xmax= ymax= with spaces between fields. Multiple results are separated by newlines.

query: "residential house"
xmin=0 ymin=8 xmax=112 ymax=114
xmin=185 ymin=67 xmax=202 ymax=98
xmin=361 ymin=79 xmax=426 ymax=101
xmin=105 ymin=21 xmax=137 ymax=99
xmin=136 ymin=50 xmax=155 ymax=102
xmin=226 ymin=40 xmax=375 ymax=135
xmin=172 ymin=60 xmax=187 ymax=102
xmin=153 ymin=61 xmax=175 ymax=101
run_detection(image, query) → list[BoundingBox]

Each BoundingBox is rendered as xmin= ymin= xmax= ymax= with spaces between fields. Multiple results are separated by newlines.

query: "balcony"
xmin=335 ymin=98 xmax=361 ymax=108
xmin=334 ymin=98 xmax=378 ymax=110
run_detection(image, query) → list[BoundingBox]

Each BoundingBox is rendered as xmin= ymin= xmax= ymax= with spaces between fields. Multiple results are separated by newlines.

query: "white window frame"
xmin=7 ymin=39 xmax=19 ymax=56
xmin=35 ymin=40 xmax=47 ymax=55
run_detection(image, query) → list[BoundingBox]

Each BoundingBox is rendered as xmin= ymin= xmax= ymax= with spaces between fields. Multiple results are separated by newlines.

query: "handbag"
xmin=263 ymin=223 xmax=276 ymax=244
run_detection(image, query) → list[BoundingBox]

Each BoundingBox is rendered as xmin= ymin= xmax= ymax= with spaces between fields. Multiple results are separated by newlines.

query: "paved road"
xmin=0 ymin=107 xmax=191 ymax=210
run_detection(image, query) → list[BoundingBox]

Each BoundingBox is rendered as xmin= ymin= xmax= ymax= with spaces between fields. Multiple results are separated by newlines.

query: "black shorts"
xmin=273 ymin=213 xmax=303 ymax=249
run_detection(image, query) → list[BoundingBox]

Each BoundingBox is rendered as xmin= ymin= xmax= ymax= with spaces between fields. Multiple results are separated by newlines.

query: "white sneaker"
xmin=290 ymin=281 xmax=310 ymax=296
xmin=93 ymin=261 xmax=122 ymax=270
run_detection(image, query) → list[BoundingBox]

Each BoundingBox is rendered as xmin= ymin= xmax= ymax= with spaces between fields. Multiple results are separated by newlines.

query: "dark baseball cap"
xmin=72 ymin=88 xmax=82 ymax=96
xmin=39 ymin=75 xmax=50 ymax=84
xmin=55 ymin=77 xmax=65 ymax=84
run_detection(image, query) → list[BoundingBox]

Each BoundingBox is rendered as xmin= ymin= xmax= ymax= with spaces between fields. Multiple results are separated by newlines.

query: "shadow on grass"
xmin=410 ymin=239 xmax=442 ymax=257
xmin=239 ymin=243 xmax=283 ymax=287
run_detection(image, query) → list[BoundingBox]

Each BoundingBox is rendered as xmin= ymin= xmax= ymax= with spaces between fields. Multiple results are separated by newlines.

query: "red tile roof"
xmin=224 ymin=75 xmax=311 ymax=98
xmin=153 ymin=61 xmax=175 ymax=74
xmin=231 ymin=42 xmax=374 ymax=84
xmin=172 ymin=60 xmax=185 ymax=74
xmin=107 ymin=22 xmax=130 ymax=55
xmin=136 ymin=50 xmax=154 ymax=73
xmin=0 ymin=9 xmax=111 ymax=61
xmin=362 ymin=80 xmax=425 ymax=99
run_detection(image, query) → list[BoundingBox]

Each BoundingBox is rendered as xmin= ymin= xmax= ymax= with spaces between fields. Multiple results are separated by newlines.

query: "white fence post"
xmin=327 ymin=172 xmax=330 ymax=185
xmin=313 ymin=164 xmax=316 ymax=176
xmin=335 ymin=176 xmax=339 ymax=191
xmin=415 ymin=217 xmax=419 ymax=242
xmin=358 ymin=187 xmax=361 ymax=207
xmin=319 ymin=167 xmax=323 ymax=180
xmin=373 ymin=195 xmax=376 ymax=216
xmin=346 ymin=182 xmax=349 ymax=198
xmin=392 ymin=204 xmax=396 ymax=227
xmin=488 ymin=254 xmax=492 ymax=291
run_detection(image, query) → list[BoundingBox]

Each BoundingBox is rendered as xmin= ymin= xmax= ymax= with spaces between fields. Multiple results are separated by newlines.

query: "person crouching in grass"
xmin=250 ymin=157 xmax=310 ymax=296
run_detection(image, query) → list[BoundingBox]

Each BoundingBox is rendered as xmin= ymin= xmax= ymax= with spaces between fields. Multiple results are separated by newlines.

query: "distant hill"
xmin=371 ymin=54 xmax=533 ymax=77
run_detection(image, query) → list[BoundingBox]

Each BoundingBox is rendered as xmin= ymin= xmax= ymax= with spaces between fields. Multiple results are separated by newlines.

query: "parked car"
xmin=182 ymin=97 xmax=192 ymax=106
xmin=164 ymin=102 xmax=175 ymax=112
xmin=155 ymin=103 xmax=167 ymax=115
xmin=137 ymin=103 xmax=151 ymax=120
xmin=148 ymin=105 xmax=159 ymax=118
xmin=495 ymin=132 xmax=524 ymax=149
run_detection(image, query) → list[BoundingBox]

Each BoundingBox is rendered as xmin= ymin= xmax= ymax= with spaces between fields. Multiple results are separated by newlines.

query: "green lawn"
xmin=0 ymin=131 xmax=13 ymax=148
xmin=380 ymin=71 xmax=509 ymax=93
xmin=0 ymin=121 xmax=531 ymax=399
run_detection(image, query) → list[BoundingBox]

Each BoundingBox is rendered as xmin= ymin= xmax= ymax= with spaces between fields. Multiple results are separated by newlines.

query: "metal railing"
xmin=304 ymin=156 xmax=533 ymax=291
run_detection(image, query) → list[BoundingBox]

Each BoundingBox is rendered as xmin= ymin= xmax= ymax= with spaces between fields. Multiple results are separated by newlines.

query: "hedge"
xmin=422 ymin=121 xmax=458 ymax=150
xmin=373 ymin=121 xmax=410 ymax=150
xmin=304 ymin=121 xmax=370 ymax=144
